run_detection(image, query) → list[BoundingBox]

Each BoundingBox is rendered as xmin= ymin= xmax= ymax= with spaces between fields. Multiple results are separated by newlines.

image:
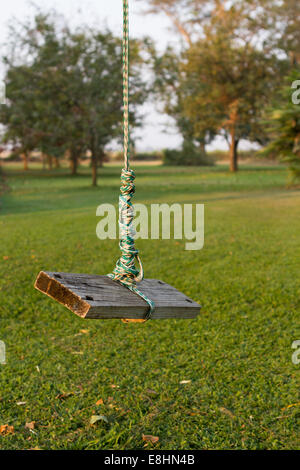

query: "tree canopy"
xmin=262 ymin=69 xmax=300 ymax=182
xmin=147 ymin=0 xmax=295 ymax=171
xmin=0 ymin=13 xmax=147 ymax=184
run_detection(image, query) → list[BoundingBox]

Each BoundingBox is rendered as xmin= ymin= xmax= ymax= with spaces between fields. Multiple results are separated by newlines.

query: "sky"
xmin=0 ymin=0 xmax=250 ymax=151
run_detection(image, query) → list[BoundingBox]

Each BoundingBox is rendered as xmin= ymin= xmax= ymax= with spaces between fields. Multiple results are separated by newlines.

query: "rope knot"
xmin=120 ymin=168 xmax=136 ymax=196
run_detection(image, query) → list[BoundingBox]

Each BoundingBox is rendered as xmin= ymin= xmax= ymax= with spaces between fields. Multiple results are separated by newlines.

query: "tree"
xmin=182 ymin=41 xmax=279 ymax=171
xmin=0 ymin=64 xmax=43 ymax=170
xmin=139 ymin=0 xmax=214 ymax=44
xmin=262 ymin=69 xmax=300 ymax=183
xmin=149 ymin=1 xmax=284 ymax=171
xmin=76 ymin=31 xmax=146 ymax=185
xmin=1 ymin=12 xmax=147 ymax=184
xmin=152 ymin=46 xmax=215 ymax=158
xmin=1 ymin=14 xmax=86 ymax=172
xmin=260 ymin=0 xmax=300 ymax=66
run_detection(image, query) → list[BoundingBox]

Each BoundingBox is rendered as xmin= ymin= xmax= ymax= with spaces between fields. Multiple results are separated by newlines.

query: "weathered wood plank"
xmin=34 ymin=271 xmax=201 ymax=320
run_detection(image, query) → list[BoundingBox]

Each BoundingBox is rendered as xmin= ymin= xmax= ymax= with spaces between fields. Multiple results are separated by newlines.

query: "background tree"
xmin=0 ymin=12 xmax=147 ymax=184
xmin=152 ymin=46 xmax=215 ymax=159
xmin=139 ymin=0 xmax=215 ymax=44
xmin=182 ymin=36 xmax=281 ymax=170
xmin=262 ymin=69 xmax=300 ymax=183
xmin=142 ymin=1 xmax=296 ymax=170
xmin=0 ymin=64 xmax=43 ymax=171
xmin=151 ymin=1 xmax=284 ymax=170
xmin=262 ymin=0 xmax=300 ymax=67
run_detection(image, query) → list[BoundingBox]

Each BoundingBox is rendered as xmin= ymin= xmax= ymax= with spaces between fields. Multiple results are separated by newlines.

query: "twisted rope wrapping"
xmin=108 ymin=170 xmax=155 ymax=321
xmin=107 ymin=1 xmax=155 ymax=321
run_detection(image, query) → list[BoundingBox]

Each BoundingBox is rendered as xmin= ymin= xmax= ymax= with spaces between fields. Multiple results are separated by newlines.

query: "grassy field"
xmin=0 ymin=163 xmax=299 ymax=450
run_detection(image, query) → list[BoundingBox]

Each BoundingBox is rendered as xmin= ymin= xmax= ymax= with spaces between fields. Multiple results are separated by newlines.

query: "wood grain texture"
xmin=34 ymin=271 xmax=201 ymax=320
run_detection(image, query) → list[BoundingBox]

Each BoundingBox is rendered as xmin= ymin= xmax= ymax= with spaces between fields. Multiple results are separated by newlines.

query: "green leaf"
xmin=90 ymin=415 xmax=109 ymax=425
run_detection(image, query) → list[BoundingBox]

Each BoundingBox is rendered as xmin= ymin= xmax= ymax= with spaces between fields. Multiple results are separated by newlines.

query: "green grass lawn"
xmin=0 ymin=163 xmax=299 ymax=450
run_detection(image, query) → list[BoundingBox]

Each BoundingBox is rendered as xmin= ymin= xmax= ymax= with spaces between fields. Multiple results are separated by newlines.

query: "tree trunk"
xmin=70 ymin=158 xmax=77 ymax=175
xmin=91 ymin=155 xmax=97 ymax=186
xmin=54 ymin=157 xmax=60 ymax=169
xmin=47 ymin=155 xmax=53 ymax=170
xmin=70 ymin=148 xmax=80 ymax=175
xmin=199 ymin=139 xmax=206 ymax=156
xmin=22 ymin=152 xmax=29 ymax=171
xmin=229 ymin=127 xmax=239 ymax=173
xmin=289 ymin=51 xmax=299 ymax=67
xmin=98 ymin=149 xmax=106 ymax=168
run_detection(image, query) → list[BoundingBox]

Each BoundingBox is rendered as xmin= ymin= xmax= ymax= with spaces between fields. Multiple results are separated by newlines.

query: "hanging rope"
xmin=123 ymin=0 xmax=130 ymax=171
xmin=107 ymin=0 xmax=155 ymax=322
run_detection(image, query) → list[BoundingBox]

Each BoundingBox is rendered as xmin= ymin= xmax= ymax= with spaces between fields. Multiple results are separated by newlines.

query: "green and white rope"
xmin=107 ymin=0 xmax=155 ymax=321
xmin=123 ymin=0 xmax=130 ymax=170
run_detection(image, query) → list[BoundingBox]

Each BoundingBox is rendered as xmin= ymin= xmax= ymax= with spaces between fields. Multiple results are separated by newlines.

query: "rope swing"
xmin=107 ymin=0 xmax=155 ymax=322
xmin=34 ymin=0 xmax=200 ymax=322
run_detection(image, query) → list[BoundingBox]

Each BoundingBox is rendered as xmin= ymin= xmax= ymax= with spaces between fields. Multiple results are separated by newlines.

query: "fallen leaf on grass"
xmin=219 ymin=407 xmax=236 ymax=419
xmin=282 ymin=402 xmax=300 ymax=411
xmin=3 ymin=256 xmax=10 ymax=261
xmin=25 ymin=422 xmax=36 ymax=430
xmin=90 ymin=415 xmax=109 ymax=425
xmin=147 ymin=408 xmax=160 ymax=419
xmin=56 ymin=392 xmax=74 ymax=400
xmin=96 ymin=399 xmax=104 ymax=406
xmin=80 ymin=330 xmax=90 ymax=335
xmin=146 ymin=389 xmax=158 ymax=396
xmin=0 ymin=425 xmax=14 ymax=436
xmin=188 ymin=410 xmax=207 ymax=416
xmin=142 ymin=434 xmax=159 ymax=445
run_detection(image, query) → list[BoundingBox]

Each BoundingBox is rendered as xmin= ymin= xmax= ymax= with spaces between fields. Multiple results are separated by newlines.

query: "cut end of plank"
xmin=35 ymin=271 xmax=91 ymax=318
xmin=34 ymin=271 xmax=201 ymax=320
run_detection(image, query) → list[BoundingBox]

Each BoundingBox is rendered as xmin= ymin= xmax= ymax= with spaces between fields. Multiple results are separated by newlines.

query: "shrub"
xmin=132 ymin=151 xmax=162 ymax=161
xmin=109 ymin=151 xmax=162 ymax=162
xmin=163 ymin=148 xmax=214 ymax=166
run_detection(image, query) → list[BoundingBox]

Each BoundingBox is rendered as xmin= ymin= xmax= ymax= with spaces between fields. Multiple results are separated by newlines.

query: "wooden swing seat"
xmin=34 ymin=271 xmax=201 ymax=320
